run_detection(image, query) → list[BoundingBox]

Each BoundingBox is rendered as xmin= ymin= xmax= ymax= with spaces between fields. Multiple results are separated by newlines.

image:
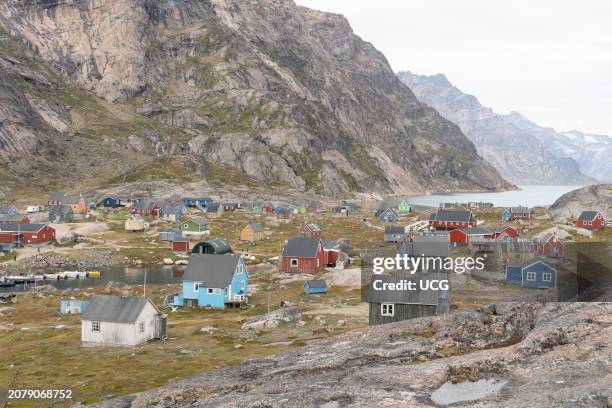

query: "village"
xmin=0 ymin=192 xmax=610 ymax=405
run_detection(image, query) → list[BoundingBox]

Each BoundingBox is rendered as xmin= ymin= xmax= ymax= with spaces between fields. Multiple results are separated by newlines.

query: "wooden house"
xmin=495 ymin=226 xmax=518 ymax=239
xmin=47 ymin=192 xmax=68 ymax=206
xmin=427 ymin=209 xmax=476 ymax=231
xmin=60 ymin=300 xmax=89 ymax=315
xmin=131 ymin=199 xmax=160 ymax=216
xmin=535 ymin=233 xmax=564 ymax=258
xmin=366 ymin=270 xmax=449 ymax=326
xmin=180 ymin=217 xmax=210 ymax=238
xmin=398 ymin=235 xmax=450 ymax=258
xmin=182 ymin=197 xmax=212 ymax=208
xmin=0 ymin=223 xmax=56 ymax=247
xmin=205 ymin=202 xmax=224 ymax=218
xmin=398 ymin=200 xmax=412 ymax=214
xmin=502 ymin=206 xmax=531 ymax=221
xmin=240 ymin=223 xmax=265 ymax=242
xmin=81 ymin=295 xmax=166 ymax=346
xmin=575 ymin=211 xmax=606 ymax=230
xmin=0 ymin=208 xmax=29 ymax=224
xmin=449 ymin=227 xmax=495 ymax=245
xmin=48 ymin=205 xmax=74 ymax=223
xmin=173 ymin=254 xmax=248 ymax=309
xmin=159 ymin=230 xmax=181 ymax=242
xmin=377 ymin=208 xmax=399 ymax=223
xmin=299 ymin=223 xmax=321 ymax=238
xmin=323 ymin=240 xmax=352 ymax=269
xmin=161 ymin=204 xmax=184 ymax=223
xmin=100 ymin=196 xmax=124 ymax=208
xmin=281 ymin=236 xmax=326 ymax=274
xmin=172 ymin=237 xmax=190 ymax=255
xmin=384 ymin=225 xmax=405 ymax=242
xmin=65 ymin=194 xmax=89 ymax=215
xmin=124 ymin=215 xmax=149 ymax=232
xmin=307 ymin=201 xmax=323 ymax=213
xmin=505 ymin=258 xmax=557 ymax=289
xmin=192 ymin=238 xmax=232 ymax=255
xmin=304 ymin=280 xmax=327 ymax=294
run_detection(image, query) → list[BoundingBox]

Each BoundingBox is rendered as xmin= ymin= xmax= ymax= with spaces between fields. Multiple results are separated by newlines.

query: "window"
xmin=207 ymin=288 xmax=214 ymax=294
xmin=240 ymin=280 xmax=246 ymax=290
xmin=381 ymin=303 xmax=394 ymax=317
xmin=92 ymin=321 xmax=100 ymax=332
xmin=139 ymin=322 xmax=145 ymax=333
xmin=543 ymin=273 xmax=552 ymax=282
xmin=526 ymin=272 xmax=536 ymax=281
xmin=194 ymin=283 xmax=201 ymax=292
xmin=290 ymin=258 xmax=298 ymax=267
xmin=213 ymin=288 xmax=222 ymax=295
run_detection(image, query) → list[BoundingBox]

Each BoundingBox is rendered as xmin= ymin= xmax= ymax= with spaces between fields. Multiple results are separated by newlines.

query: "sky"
xmin=296 ymin=0 xmax=612 ymax=135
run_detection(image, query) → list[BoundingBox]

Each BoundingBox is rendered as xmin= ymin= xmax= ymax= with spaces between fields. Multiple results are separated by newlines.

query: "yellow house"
xmin=240 ymin=223 xmax=264 ymax=242
xmin=125 ymin=215 xmax=149 ymax=232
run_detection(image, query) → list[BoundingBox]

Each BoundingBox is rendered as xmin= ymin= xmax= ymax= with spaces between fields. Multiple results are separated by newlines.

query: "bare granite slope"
xmin=82 ymin=302 xmax=612 ymax=407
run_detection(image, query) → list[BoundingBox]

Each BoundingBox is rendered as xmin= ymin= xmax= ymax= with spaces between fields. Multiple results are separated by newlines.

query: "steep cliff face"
xmin=397 ymin=71 xmax=596 ymax=186
xmin=0 ymin=0 xmax=511 ymax=197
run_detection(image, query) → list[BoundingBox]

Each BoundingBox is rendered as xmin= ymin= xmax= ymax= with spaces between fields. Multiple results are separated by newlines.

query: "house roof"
xmin=323 ymin=239 xmax=352 ymax=254
xmin=455 ymin=227 xmax=494 ymax=235
xmin=183 ymin=254 xmax=241 ymax=287
xmin=48 ymin=192 xmax=67 ymax=201
xmin=186 ymin=217 xmax=208 ymax=226
xmin=521 ymin=258 xmax=556 ymax=273
xmin=305 ymin=280 xmax=327 ymax=289
xmin=0 ymin=214 xmax=25 ymax=222
xmin=379 ymin=208 xmax=399 ymax=217
xmin=81 ymin=295 xmax=155 ymax=323
xmin=385 ymin=225 xmax=405 ymax=234
xmin=400 ymin=236 xmax=449 ymax=257
xmin=283 ymin=236 xmax=321 ymax=258
xmin=0 ymin=205 xmax=18 ymax=215
xmin=64 ymin=194 xmax=84 ymax=205
xmin=0 ymin=223 xmax=48 ymax=233
xmin=207 ymin=202 xmax=221 ymax=212
xmin=428 ymin=209 xmax=474 ymax=223
xmin=133 ymin=199 xmax=159 ymax=210
xmin=303 ymin=223 xmax=320 ymax=232
xmin=510 ymin=206 xmax=530 ymax=214
xmin=366 ymin=270 xmax=446 ymax=305
xmin=247 ymin=223 xmax=263 ymax=232
xmin=578 ymin=211 xmax=600 ymax=221
xmin=162 ymin=204 xmax=183 ymax=215
xmin=49 ymin=205 xmax=73 ymax=216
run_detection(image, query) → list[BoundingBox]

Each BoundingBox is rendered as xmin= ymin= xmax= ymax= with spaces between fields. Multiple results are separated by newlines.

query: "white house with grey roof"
xmin=81 ymin=295 xmax=166 ymax=346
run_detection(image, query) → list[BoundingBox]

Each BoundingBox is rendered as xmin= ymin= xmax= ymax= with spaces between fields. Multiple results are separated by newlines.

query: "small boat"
xmin=63 ymin=271 xmax=87 ymax=279
xmin=87 ymin=271 xmax=101 ymax=278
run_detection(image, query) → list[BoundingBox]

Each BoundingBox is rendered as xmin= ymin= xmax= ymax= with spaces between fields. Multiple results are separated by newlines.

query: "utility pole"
xmin=143 ymin=270 xmax=147 ymax=297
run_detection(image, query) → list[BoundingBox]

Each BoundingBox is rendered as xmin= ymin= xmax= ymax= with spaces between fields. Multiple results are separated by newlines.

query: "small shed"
xmin=240 ymin=223 xmax=264 ymax=242
xmin=299 ymin=223 xmax=321 ymax=238
xmin=125 ymin=215 xmax=149 ymax=232
xmin=384 ymin=225 xmax=405 ymax=242
xmin=60 ymin=300 xmax=89 ymax=315
xmin=398 ymin=200 xmax=412 ymax=214
xmin=304 ymin=280 xmax=327 ymax=294
xmin=377 ymin=208 xmax=399 ymax=223
xmin=172 ymin=236 xmax=190 ymax=254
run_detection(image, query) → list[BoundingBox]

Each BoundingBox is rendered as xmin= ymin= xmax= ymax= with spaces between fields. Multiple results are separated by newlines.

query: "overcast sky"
xmin=296 ymin=0 xmax=612 ymax=135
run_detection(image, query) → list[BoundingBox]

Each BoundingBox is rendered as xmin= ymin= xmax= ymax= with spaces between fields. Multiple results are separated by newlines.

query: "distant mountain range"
xmin=397 ymin=71 xmax=609 ymax=185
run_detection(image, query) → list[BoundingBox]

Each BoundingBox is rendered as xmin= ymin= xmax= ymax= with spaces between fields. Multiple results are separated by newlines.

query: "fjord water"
xmin=405 ymin=185 xmax=581 ymax=208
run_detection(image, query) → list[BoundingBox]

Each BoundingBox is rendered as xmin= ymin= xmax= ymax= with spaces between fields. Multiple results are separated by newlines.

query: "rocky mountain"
xmin=397 ymin=71 xmax=597 ymax=186
xmin=83 ymin=302 xmax=612 ymax=407
xmin=0 ymin=0 xmax=511 ymax=199
xmin=549 ymin=184 xmax=612 ymax=223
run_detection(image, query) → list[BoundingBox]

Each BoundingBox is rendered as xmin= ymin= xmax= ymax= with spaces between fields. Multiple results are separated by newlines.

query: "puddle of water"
xmin=431 ymin=378 xmax=508 ymax=406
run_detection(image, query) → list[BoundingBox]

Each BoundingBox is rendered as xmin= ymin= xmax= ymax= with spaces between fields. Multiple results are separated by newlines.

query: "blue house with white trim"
xmin=506 ymin=258 xmax=557 ymax=289
xmin=174 ymin=254 xmax=248 ymax=309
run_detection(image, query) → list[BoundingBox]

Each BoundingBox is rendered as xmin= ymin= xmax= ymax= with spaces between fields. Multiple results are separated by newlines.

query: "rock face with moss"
xmin=0 ymin=0 xmax=511 ymax=197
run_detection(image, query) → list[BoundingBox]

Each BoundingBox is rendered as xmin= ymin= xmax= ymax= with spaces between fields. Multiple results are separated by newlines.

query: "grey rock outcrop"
xmin=549 ymin=184 xmax=612 ymax=223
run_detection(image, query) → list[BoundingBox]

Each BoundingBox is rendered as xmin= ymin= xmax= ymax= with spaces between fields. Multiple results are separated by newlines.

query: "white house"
xmin=81 ymin=295 xmax=166 ymax=346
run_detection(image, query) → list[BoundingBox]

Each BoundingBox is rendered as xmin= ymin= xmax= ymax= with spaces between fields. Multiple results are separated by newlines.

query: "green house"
xmin=298 ymin=206 xmax=307 ymax=214
xmin=398 ymin=200 xmax=412 ymax=214
xmin=181 ymin=217 xmax=210 ymax=236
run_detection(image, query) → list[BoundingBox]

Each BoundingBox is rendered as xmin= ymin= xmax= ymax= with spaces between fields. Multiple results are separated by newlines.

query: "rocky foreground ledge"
xmin=83 ymin=302 xmax=612 ymax=407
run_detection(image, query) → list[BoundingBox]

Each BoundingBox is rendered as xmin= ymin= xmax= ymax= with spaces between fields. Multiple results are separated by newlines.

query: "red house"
xmin=131 ymin=199 xmax=160 ymax=216
xmin=299 ymin=223 xmax=321 ymax=238
xmin=503 ymin=206 xmax=531 ymax=221
xmin=494 ymin=226 xmax=518 ymax=239
xmin=281 ymin=236 xmax=326 ymax=274
xmin=536 ymin=233 xmax=564 ymax=258
xmin=172 ymin=237 xmax=190 ymax=254
xmin=576 ymin=211 xmax=606 ymax=230
xmin=449 ymin=227 xmax=495 ymax=245
xmin=428 ymin=209 xmax=477 ymax=231
xmin=0 ymin=223 xmax=56 ymax=246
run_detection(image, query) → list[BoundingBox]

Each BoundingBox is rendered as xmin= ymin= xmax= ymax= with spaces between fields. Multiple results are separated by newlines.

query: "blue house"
xmin=304 ymin=280 xmax=327 ymax=294
xmin=60 ymin=300 xmax=89 ymax=315
xmin=502 ymin=208 xmax=511 ymax=222
xmin=377 ymin=208 xmax=399 ymax=223
xmin=182 ymin=197 xmax=213 ymax=208
xmin=174 ymin=254 xmax=248 ymax=309
xmin=506 ymin=258 xmax=557 ymax=289
xmin=100 ymin=196 xmax=123 ymax=208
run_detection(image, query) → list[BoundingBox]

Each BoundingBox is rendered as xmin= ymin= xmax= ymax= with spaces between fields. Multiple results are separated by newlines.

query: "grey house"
xmin=384 ymin=225 xmax=405 ymax=242
xmin=81 ymin=295 xmax=166 ymax=346
xmin=48 ymin=205 xmax=74 ymax=223
xmin=366 ymin=270 xmax=449 ymax=326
